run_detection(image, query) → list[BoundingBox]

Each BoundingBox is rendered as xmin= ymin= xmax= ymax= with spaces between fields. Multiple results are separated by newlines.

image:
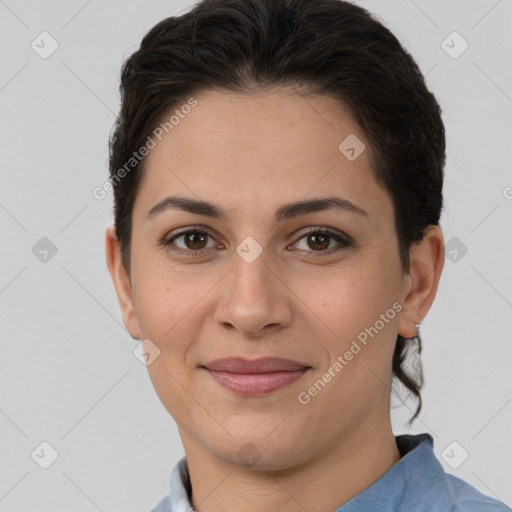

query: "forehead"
xmin=133 ymin=88 xmax=391 ymax=223
xmin=152 ymin=88 xmax=363 ymax=153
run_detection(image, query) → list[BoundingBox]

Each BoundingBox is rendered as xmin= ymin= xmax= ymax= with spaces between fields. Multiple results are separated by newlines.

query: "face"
xmin=110 ymin=88 xmax=417 ymax=470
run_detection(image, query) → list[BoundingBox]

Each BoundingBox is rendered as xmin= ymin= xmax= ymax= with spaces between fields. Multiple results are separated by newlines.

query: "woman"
xmin=105 ymin=0 xmax=509 ymax=511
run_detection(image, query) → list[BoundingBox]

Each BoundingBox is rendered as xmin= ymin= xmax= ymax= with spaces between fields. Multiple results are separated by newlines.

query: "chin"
xmin=208 ymin=434 xmax=306 ymax=472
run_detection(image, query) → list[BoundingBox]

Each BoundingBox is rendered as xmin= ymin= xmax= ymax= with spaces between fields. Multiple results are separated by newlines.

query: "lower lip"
xmin=204 ymin=368 xmax=309 ymax=395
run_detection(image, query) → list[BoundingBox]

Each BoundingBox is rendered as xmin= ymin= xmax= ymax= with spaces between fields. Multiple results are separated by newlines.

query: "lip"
xmin=201 ymin=357 xmax=311 ymax=395
xmin=203 ymin=356 xmax=310 ymax=373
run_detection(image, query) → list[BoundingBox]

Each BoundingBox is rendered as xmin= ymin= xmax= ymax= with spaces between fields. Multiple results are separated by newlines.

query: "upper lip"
xmin=202 ymin=357 xmax=311 ymax=374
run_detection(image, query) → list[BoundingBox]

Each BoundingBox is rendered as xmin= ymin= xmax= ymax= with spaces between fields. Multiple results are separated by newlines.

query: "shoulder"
xmin=394 ymin=434 xmax=509 ymax=512
xmin=442 ymin=473 xmax=510 ymax=512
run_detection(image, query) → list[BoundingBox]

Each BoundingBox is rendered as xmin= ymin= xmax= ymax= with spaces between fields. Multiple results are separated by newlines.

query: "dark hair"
xmin=108 ymin=0 xmax=445 ymax=422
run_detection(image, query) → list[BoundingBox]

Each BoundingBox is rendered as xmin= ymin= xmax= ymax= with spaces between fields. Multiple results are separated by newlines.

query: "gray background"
xmin=0 ymin=0 xmax=511 ymax=510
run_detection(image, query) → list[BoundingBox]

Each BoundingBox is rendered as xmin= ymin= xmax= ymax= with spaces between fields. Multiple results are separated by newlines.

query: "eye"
xmin=163 ymin=228 xmax=219 ymax=255
xmin=291 ymin=228 xmax=352 ymax=255
xmin=161 ymin=226 xmax=352 ymax=257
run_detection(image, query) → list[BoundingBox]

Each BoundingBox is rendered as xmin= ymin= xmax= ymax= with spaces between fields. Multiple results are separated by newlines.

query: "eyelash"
xmin=161 ymin=226 xmax=352 ymax=257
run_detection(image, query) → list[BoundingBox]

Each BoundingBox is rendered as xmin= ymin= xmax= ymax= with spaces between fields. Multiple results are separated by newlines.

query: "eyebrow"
xmin=147 ymin=195 xmax=368 ymax=222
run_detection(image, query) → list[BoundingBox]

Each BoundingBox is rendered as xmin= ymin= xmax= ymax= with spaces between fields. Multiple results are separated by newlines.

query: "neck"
xmin=180 ymin=417 xmax=401 ymax=512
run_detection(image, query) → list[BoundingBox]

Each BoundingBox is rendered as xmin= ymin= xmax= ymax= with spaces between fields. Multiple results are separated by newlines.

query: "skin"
xmin=106 ymin=88 xmax=444 ymax=512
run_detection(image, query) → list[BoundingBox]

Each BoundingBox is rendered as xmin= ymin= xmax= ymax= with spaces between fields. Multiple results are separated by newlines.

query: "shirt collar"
xmin=168 ymin=454 xmax=194 ymax=512
xmin=167 ymin=433 xmax=440 ymax=512
xmin=338 ymin=433 xmax=441 ymax=511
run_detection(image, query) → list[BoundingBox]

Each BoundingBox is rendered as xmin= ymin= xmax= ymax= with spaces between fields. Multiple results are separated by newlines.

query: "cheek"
xmin=293 ymin=265 xmax=397 ymax=336
xmin=133 ymin=265 xmax=210 ymax=422
xmin=130 ymin=260 xmax=203 ymax=349
xmin=292 ymin=263 xmax=401 ymax=390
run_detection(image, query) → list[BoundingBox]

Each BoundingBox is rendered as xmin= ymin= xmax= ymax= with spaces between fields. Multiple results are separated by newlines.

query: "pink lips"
xmin=202 ymin=357 xmax=311 ymax=395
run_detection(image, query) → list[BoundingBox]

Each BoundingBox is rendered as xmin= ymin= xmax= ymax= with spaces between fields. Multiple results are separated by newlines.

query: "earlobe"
xmin=105 ymin=225 xmax=141 ymax=339
xmin=397 ymin=225 xmax=445 ymax=339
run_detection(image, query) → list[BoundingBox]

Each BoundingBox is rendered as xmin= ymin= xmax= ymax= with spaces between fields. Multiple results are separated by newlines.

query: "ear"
xmin=105 ymin=225 xmax=141 ymax=339
xmin=397 ymin=225 xmax=445 ymax=338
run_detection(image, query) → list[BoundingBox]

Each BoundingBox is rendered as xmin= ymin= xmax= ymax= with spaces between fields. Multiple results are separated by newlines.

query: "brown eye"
xmin=293 ymin=229 xmax=351 ymax=255
xmin=306 ymin=233 xmax=331 ymax=251
xmin=164 ymin=229 xmax=216 ymax=254
xmin=183 ymin=231 xmax=209 ymax=250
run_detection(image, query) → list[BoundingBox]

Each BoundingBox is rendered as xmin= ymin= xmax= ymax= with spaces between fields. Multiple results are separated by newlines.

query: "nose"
xmin=214 ymin=249 xmax=293 ymax=338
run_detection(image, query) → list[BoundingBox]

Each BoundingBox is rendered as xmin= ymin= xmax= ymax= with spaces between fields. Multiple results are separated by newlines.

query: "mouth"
xmin=200 ymin=356 xmax=312 ymax=395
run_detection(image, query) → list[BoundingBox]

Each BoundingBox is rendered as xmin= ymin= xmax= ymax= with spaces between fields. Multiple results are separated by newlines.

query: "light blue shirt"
xmin=150 ymin=433 xmax=510 ymax=512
